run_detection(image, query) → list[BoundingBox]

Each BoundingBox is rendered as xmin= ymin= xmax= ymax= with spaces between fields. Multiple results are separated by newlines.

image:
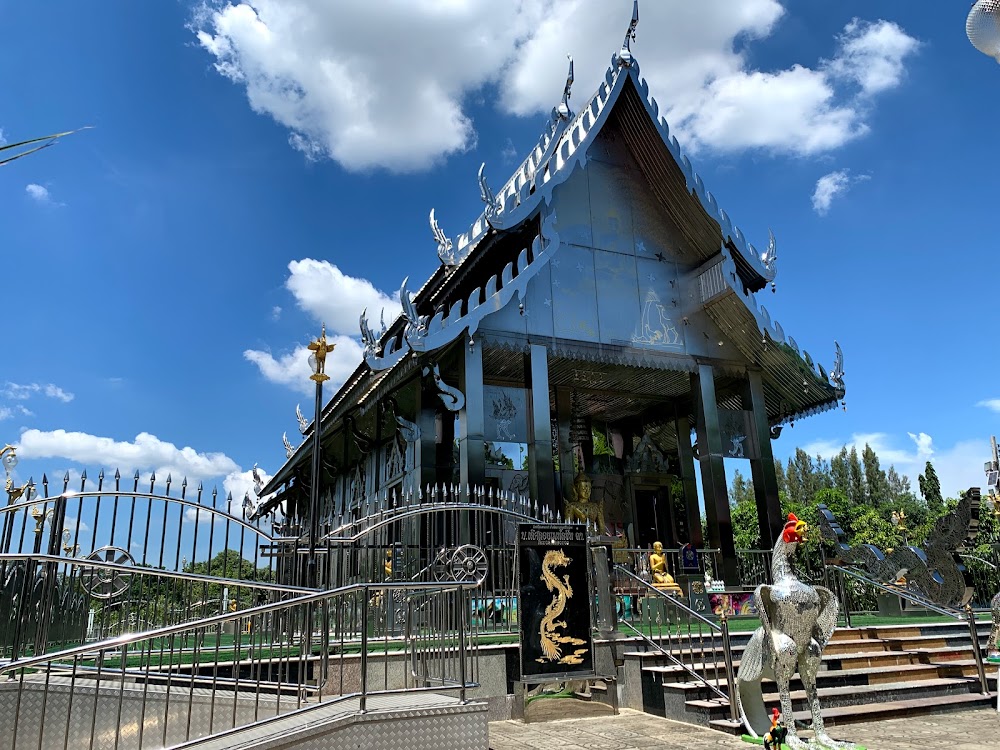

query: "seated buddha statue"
xmin=649 ymin=541 xmax=683 ymax=596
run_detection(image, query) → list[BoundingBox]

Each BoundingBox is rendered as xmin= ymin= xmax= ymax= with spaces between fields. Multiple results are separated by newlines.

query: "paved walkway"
xmin=489 ymin=704 xmax=1000 ymax=749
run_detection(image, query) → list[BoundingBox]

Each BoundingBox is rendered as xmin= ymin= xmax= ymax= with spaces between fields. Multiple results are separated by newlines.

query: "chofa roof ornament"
xmin=430 ymin=208 xmax=455 ymax=266
xmin=615 ymin=0 xmax=639 ymax=67
xmin=554 ymin=55 xmax=574 ymax=122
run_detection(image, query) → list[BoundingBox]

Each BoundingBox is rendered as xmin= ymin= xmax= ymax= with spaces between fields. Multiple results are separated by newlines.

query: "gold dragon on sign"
xmin=537 ymin=549 xmax=588 ymax=665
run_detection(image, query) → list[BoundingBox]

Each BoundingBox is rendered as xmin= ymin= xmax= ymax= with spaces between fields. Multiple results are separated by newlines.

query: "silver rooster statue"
xmin=736 ymin=514 xmax=858 ymax=750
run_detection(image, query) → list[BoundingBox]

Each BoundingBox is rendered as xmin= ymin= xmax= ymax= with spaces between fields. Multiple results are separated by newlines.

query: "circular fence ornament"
xmin=968 ymin=0 xmax=1000 ymax=62
xmin=431 ymin=547 xmax=452 ymax=582
xmin=448 ymin=544 xmax=488 ymax=585
xmin=81 ymin=546 xmax=134 ymax=599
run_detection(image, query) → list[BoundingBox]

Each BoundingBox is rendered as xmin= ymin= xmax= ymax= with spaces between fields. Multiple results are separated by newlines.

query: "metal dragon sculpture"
xmin=818 ymin=489 xmax=981 ymax=608
xmin=737 ymin=514 xmax=859 ymax=750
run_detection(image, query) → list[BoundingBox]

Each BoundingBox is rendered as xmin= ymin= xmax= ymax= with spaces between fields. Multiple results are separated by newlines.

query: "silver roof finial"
xmin=623 ymin=0 xmax=639 ymax=53
xmin=430 ymin=208 xmax=455 ymax=266
xmin=555 ymin=54 xmax=575 ymax=121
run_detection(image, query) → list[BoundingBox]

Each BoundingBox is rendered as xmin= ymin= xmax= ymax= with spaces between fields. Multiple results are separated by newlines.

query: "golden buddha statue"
xmin=649 ymin=541 xmax=683 ymax=596
xmin=564 ymin=472 xmax=606 ymax=533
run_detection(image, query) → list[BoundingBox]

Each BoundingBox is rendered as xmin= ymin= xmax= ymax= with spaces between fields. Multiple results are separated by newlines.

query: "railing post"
xmin=966 ymin=604 xmax=989 ymax=695
xmin=719 ymin=612 xmax=738 ymax=722
xmin=457 ymin=585 xmax=468 ymax=704
xmin=360 ymin=586 xmax=369 ymax=712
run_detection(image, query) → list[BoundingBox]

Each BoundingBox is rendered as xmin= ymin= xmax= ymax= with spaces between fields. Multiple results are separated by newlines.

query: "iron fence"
xmin=0 ymin=580 xmax=478 ymax=750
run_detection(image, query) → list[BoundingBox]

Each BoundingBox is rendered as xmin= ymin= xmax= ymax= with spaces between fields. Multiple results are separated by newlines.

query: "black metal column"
xmin=525 ymin=344 xmax=555 ymax=510
xmin=746 ymin=369 xmax=783 ymax=548
xmin=460 ymin=341 xmax=486 ymax=497
xmin=415 ymin=379 xmax=437 ymax=492
xmin=555 ymin=387 xmax=575 ymax=503
xmin=674 ymin=414 xmax=704 ymax=548
xmin=692 ymin=364 xmax=737 ymax=583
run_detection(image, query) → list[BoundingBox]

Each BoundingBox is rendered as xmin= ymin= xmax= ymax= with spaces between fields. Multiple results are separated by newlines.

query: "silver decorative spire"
xmin=554 ymin=54 xmax=574 ymax=121
xmin=830 ymin=341 xmax=845 ymax=395
xmin=478 ymin=162 xmax=500 ymax=222
xmin=616 ymin=0 xmax=639 ymax=66
xmin=282 ymin=432 xmax=294 ymax=458
xmin=295 ymin=404 xmax=308 ymax=434
xmin=359 ymin=308 xmax=379 ymax=357
xmin=430 ymin=208 xmax=456 ymax=266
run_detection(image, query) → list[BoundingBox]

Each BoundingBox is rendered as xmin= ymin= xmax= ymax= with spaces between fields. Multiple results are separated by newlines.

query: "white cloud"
xmin=811 ymin=170 xmax=851 ymax=215
xmin=244 ymin=335 xmax=363 ymax=396
xmin=826 ymin=18 xmax=920 ymax=96
xmin=17 ymin=429 xmax=239 ymax=483
xmin=25 ymin=184 xmax=52 ymax=203
xmin=193 ymin=2 xmax=917 ymax=171
xmin=192 ymin=0 xmax=541 ymax=172
xmin=2 ymin=381 xmax=74 ymax=403
xmin=285 ymin=259 xmax=399 ymax=335
xmin=800 ymin=431 xmax=989 ymax=501
xmin=271 ymin=305 xmax=282 ymax=320
xmin=0 ymin=407 xmax=11 ymax=421
xmin=976 ymin=398 xmax=1000 ymax=413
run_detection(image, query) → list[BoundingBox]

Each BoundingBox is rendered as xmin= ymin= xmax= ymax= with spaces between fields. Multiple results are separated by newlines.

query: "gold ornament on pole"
xmin=307 ymin=323 xmax=336 ymax=383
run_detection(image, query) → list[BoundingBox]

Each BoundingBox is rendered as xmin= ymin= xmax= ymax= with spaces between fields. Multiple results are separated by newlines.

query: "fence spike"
xmin=80 ymin=469 xmax=87 ymax=481
xmin=114 ymin=468 xmax=120 ymax=480
xmin=98 ymin=468 xmax=104 ymax=481
xmin=149 ymin=472 xmax=156 ymax=493
xmin=211 ymin=486 xmax=218 ymax=502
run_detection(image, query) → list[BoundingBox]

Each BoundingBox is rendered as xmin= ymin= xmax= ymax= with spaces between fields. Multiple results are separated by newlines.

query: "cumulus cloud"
xmin=2 ymin=382 xmax=74 ymax=403
xmin=193 ymin=2 xmax=918 ymax=171
xmin=285 ymin=259 xmax=399 ymax=335
xmin=192 ymin=0 xmax=541 ymax=172
xmin=17 ymin=429 xmax=239 ymax=483
xmin=800 ymin=431 xmax=989 ymax=501
xmin=25 ymin=184 xmax=53 ymax=203
xmin=811 ymin=170 xmax=851 ymax=215
xmin=271 ymin=305 xmax=282 ymax=320
xmin=976 ymin=398 xmax=1000 ymax=413
xmin=244 ymin=335 xmax=363 ymax=396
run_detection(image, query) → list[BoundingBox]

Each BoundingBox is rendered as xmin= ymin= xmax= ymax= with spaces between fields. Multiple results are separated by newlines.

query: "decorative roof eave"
xmin=715 ymin=248 xmax=846 ymax=409
xmin=459 ymin=57 xmax=777 ymax=288
xmin=360 ymin=211 xmax=562 ymax=372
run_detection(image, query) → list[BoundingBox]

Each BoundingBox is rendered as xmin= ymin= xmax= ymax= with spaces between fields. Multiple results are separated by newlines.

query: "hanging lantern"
xmin=968 ymin=1 xmax=1000 ymax=62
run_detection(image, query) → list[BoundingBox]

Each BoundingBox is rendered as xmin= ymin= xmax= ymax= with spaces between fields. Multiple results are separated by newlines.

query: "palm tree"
xmin=0 ymin=128 xmax=88 ymax=167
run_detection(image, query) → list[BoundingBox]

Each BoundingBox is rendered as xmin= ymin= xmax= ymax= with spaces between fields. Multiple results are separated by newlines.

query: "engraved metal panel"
xmin=484 ymin=386 xmax=528 ymax=443
xmin=522 ymin=261 xmax=555 ymax=338
xmin=551 ymin=244 xmax=600 ymax=342
xmin=594 ymin=250 xmax=640 ymax=345
xmin=634 ymin=256 xmax=684 ymax=351
xmin=550 ymin=164 xmax=593 ymax=248
xmin=586 ymin=159 xmax=635 ymax=255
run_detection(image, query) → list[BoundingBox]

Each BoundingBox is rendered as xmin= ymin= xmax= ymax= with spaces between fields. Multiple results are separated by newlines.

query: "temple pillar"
xmin=525 ymin=344 xmax=555 ymax=510
xmin=555 ymin=387 xmax=575 ymax=505
xmin=459 ymin=342 xmax=486 ymax=498
xmin=415 ymin=380 xmax=437 ymax=492
xmin=692 ymin=364 xmax=738 ymax=583
xmin=674 ymin=414 xmax=704 ymax=548
xmin=746 ymin=370 xmax=783 ymax=548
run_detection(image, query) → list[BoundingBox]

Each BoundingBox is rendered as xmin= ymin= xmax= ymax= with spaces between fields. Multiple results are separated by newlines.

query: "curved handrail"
xmin=0 ymin=553 xmax=312 ymax=594
xmin=0 ymin=579 xmax=471 ymax=675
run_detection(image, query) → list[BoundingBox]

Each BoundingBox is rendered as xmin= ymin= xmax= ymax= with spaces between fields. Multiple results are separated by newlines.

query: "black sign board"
xmin=517 ymin=523 xmax=594 ymax=680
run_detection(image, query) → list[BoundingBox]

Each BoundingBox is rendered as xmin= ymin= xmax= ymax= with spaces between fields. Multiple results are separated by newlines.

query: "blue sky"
xmin=2 ymin=0 xmax=998 ymax=507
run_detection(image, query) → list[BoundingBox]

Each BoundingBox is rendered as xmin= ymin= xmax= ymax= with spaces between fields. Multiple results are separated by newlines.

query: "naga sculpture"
xmin=737 ymin=514 xmax=858 ymax=750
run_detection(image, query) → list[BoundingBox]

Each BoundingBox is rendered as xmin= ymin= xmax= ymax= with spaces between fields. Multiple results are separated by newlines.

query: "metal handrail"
xmin=829 ymin=565 xmax=964 ymax=621
xmin=614 ymin=566 xmax=738 ymax=720
xmin=614 ymin=566 xmax=720 ymax=630
xmin=828 ymin=565 xmax=990 ymax=695
xmin=0 ymin=580 xmax=471 ymax=675
xmin=0 ymin=553 xmax=314 ymax=593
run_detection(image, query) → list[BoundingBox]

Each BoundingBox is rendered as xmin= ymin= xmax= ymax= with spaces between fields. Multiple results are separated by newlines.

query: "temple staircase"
xmin=627 ymin=619 xmax=997 ymax=733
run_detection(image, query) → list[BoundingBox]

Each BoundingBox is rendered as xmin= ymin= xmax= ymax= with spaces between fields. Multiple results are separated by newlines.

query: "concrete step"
xmin=707 ymin=691 xmax=996 ymax=734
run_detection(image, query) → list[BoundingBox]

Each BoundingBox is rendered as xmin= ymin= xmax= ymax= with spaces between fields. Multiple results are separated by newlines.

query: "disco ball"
xmin=968 ymin=0 xmax=1000 ymax=61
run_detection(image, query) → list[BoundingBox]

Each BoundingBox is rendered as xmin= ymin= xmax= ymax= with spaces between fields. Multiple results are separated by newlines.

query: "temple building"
xmin=256 ymin=29 xmax=845 ymax=584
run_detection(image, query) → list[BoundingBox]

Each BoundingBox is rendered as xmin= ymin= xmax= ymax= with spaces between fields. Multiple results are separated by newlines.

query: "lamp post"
xmin=306 ymin=324 xmax=335 ymax=590
xmin=967 ymin=1 xmax=1000 ymax=62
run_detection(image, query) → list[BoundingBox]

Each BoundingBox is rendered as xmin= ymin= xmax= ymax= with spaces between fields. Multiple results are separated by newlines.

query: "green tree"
xmin=917 ymin=461 xmax=944 ymax=515
xmin=830 ymin=447 xmax=851 ymax=498
xmin=847 ymin=447 xmax=865 ymax=504
xmin=862 ymin=444 xmax=887 ymax=505
xmin=729 ymin=470 xmax=761 ymax=550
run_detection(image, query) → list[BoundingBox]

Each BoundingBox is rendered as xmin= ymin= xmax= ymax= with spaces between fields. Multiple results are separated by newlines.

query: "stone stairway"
xmin=625 ymin=620 xmax=996 ymax=733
